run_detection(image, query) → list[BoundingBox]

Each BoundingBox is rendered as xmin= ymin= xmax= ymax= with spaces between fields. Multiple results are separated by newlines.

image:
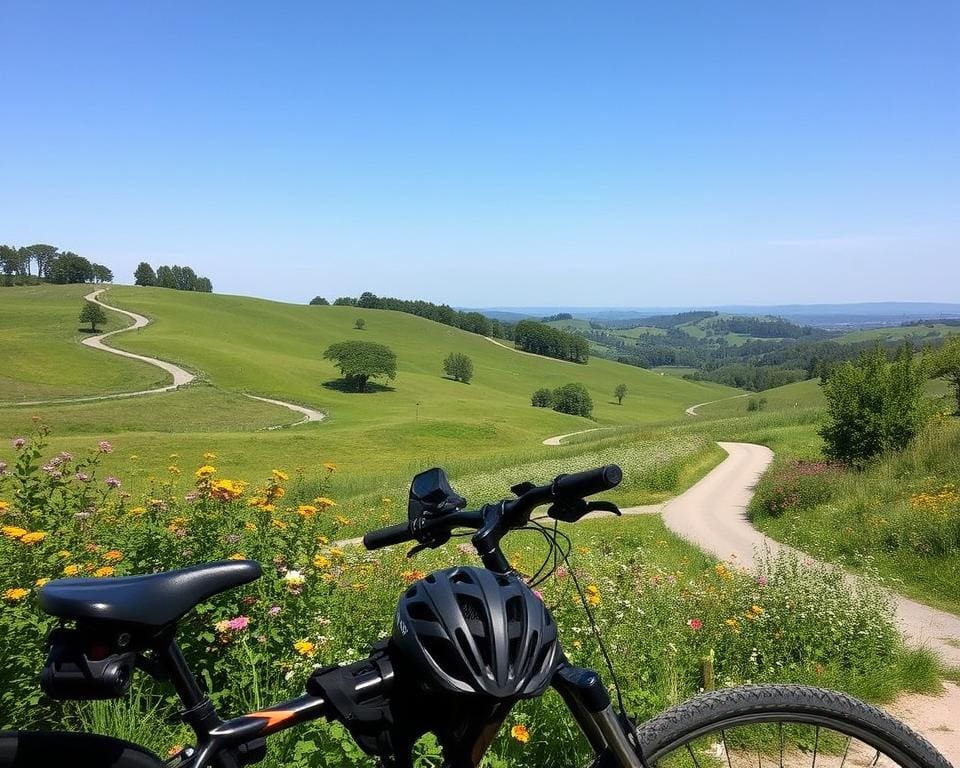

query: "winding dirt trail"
xmin=685 ymin=392 xmax=749 ymax=416
xmin=661 ymin=442 xmax=960 ymax=668
xmin=9 ymin=289 xmax=325 ymax=428
xmin=537 ymin=436 xmax=960 ymax=758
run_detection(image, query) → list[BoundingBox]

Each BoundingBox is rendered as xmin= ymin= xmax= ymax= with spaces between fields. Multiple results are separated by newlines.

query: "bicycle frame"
xmin=157 ymin=628 xmax=642 ymax=768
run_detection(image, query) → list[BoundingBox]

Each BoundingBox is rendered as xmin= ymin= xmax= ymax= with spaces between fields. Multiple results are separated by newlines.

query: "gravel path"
xmin=684 ymin=392 xmax=749 ymax=416
xmin=10 ymin=289 xmax=325 ymax=428
xmin=662 ymin=441 xmax=960 ymax=668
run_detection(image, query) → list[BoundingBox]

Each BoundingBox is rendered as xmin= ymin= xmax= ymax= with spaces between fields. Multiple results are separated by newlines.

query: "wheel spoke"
xmin=839 ymin=735 xmax=852 ymax=768
xmin=812 ymin=725 xmax=819 ymax=768
xmin=685 ymin=742 xmax=703 ymax=768
xmin=779 ymin=722 xmax=784 ymax=768
xmin=721 ymin=730 xmax=733 ymax=768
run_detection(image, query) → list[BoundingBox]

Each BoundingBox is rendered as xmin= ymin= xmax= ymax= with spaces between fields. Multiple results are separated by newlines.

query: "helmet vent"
xmin=406 ymin=601 xmax=436 ymax=622
xmin=422 ymin=635 xmax=466 ymax=683
xmin=451 ymin=569 xmax=475 ymax=584
xmin=454 ymin=628 xmax=482 ymax=676
xmin=505 ymin=596 xmax=524 ymax=625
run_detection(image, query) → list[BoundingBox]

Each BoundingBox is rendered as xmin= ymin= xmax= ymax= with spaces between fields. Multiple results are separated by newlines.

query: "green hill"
xmin=0 ymin=285 xmax=165 ymax=401
xmin=0 ymin=285 xmax=737 ymax=502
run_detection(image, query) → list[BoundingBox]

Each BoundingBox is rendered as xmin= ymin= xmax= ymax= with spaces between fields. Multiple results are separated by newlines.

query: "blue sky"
xmin=1 ymin=1 xmax=957 ymax=306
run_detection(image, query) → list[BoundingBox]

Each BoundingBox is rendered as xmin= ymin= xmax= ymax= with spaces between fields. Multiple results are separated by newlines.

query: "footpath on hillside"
xmin=8 ymin=289 xmax=325 ymax=429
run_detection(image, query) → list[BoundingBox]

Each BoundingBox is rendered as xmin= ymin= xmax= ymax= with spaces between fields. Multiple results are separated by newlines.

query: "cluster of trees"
xmin=540 ymin=312 xmax=573 ymax=322
xmin=134 ymin=262 xmax=213 ymax=293
xmin=531 ymin=383 xmax=593 ymax=417
xmin=310 ymin=292 xmax=513 ymax=339
xmin=711 ymin=316 xmax=822 ymax=339
xmin=1 ymin=244 xmax=113 ymax=286
xmin=514 ymin=320 xmax=589 ymax=363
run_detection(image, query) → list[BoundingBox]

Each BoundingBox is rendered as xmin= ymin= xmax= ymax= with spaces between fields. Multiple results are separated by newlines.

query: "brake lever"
xmin=546 ymin=498 xmax=622 ymax=523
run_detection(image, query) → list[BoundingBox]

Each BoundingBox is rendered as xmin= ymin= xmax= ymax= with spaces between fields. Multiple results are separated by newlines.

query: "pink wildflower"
xmin=12 ymin=438 xmax=25 ymax=450
xmin=226 ymin=616 xmax=250 ymax=631
xmin=98 ymin=441 xmax=114 ymax=453
xmin=687 ymin=618 xmax=703 ymax=631
xmin=105 ymin=476 xmax=121 ymax=489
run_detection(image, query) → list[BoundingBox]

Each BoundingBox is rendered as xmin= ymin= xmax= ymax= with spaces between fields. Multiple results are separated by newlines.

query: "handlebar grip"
xmin=362 ymin=522 xmax=413 ymax=550
xmin=553 ymin=464 xmax=622 ymax=498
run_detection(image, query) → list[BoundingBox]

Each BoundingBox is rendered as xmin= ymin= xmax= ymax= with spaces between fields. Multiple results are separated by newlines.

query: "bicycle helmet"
xmin=392 ymin=566 xmax=560 ymax=698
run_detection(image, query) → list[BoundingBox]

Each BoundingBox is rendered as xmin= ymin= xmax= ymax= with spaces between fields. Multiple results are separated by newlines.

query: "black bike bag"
xmin=40 ymin=625 xmax=138 ymax=700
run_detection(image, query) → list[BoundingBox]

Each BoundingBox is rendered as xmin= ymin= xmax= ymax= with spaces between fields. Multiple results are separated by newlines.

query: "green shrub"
xmin=820 ymin=346 xmax=930 ymax=467
xmin=530 ymin=387 xmax=553 ymax=407
xmin=443 ymin=352 xmax=474 ymax=383
xmin=551 ymin=383 xmax=593 ymax=417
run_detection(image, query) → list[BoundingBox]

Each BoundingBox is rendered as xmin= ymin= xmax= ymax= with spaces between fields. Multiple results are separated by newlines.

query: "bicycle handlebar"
xmin=362 ymin=464 xmax=622 ymax=552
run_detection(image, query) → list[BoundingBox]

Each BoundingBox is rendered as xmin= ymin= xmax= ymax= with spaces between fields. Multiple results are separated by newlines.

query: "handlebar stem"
xmin=471 ymin=502 xmax=515 ymax=573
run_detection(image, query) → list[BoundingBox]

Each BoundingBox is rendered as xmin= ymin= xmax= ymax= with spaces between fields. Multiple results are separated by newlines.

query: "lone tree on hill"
xmin=614 ymin=383 xmax=627 ymax=405
xmin=819 ymin=345 xmax=929 ymax=467
xmin=443 ymin=352 xmax=474 ymax=383
xmin=323 ymin=341 xmax=397 ymax=392
xmin=309 ymin=296 xmax=329 ymax=305
xmin=552 ymin=383 xmax=593 ymax=417
xmin=134 ymin=262 xmax=156 ymax=286
xmin=354 ymin=318 xmax=366 ymax=330
xmin=79 ymin=301 xmax=108 ymax=332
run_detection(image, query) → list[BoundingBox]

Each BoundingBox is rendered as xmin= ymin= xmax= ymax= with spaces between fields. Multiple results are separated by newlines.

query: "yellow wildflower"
xmin=271 ymin=518 xmax=287 ymax=530
xmin=714 ymin=563 xmax=732 ymax=580
xmin=168 ymin=466 xmax=181 ymax=475
xmin=0 ymin=500 xmax=10 ymax=512
xmin=228 ymin=553 xmax=246 ymax=560
xmin=352 ymin=583 xmax=367 ymax=591
xmin=329 ymin=547 xmax=344 ymax=559
xmin=20 ymin=531 xmax=47 ymax=545
xmin=63 ymin=564 xmax=81 ymax=576
xmin=195 ymin=465 xmax=217 ymax=478
xmin=318 ymin=535 xmax=330 ymax=545
xmin=130 ymin=506 xmax=146 ymax=516
xmin=35 ymin=578 xmax=50 ymax=588
xmin=334 ymin=515 xmax=352 ymax=526
xmin=297 ymin=505 xmax=318 ymax=518
xmin=2 ymin=588 xmax=29 ymax=602
xmin=203 ymin=452 xmax=218 ymax=460
xmin=57 ymin=550 xmax=72 ymax=559
xmin=313 ymin=554 xmax=331 ymax=569
xmin=244 ymin=521 xmax=257 ymax=532
xmin=323 ymin=462 xmax=337 ymax=473
xmin=510 ymin=725 xmax=530 ymax=744
xmin=314 ymin=497 xmax=336 ymax=509
xmin=94 ymin=566 xmax=116 ymax=578
xmin=577 ymin=546 xmax=591 ymax=555
xmin=271 ymin=469 xmax=289 ymax=482
xmin=751 ymin=605 xmax=764 ymax=616
xmin=1 ymin=526 xmax=27 ymax=540
xmin=381 ymin=497 xmax=393 ymax=505
xmin=725 ymin=617 xmax=741 ymax=633
xmin=585 ymin=585 xmax=601 ymax=607
xmin=211 ymin=479 xmax=246 ymax=502
xmin=103 ymin=550 xmax=123 ymax=562
xmin=293 ymin=640 xmax=315 ymax=657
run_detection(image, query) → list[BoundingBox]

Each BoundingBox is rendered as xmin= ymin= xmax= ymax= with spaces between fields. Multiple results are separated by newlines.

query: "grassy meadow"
xmin=0 ymin=285 xmax=736 ymax=505
xmin=0 ymin=284 xmax=165 ymax=401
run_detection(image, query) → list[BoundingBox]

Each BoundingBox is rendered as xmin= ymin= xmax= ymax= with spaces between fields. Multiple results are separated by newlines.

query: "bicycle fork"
xmin=553 ymin=663 xmax=645 ymax=768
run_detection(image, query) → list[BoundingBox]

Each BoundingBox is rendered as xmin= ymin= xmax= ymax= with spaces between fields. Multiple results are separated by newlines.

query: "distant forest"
xmin=1 ymin=243 xmax=113 ymax=286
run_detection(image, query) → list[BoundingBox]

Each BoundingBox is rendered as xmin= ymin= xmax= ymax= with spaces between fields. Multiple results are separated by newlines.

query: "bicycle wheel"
xmin=627 ymin=685 xmax=951 ymax=768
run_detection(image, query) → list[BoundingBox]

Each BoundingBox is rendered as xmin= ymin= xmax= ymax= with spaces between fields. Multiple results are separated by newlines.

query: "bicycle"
xmin=0 ymin=464 xmax=951 ymax=768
